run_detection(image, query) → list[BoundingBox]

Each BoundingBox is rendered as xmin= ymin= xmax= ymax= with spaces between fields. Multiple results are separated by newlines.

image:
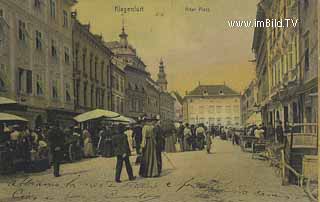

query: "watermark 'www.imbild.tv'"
xmin=228 ymin=19 xmax=299 ymax=28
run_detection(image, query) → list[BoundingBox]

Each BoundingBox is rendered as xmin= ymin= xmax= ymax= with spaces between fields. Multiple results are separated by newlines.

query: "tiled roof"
xmin=187 ymin=85 xmax=239 ymax=96
xmin=105 ymin=41 xmax=120 ymax=49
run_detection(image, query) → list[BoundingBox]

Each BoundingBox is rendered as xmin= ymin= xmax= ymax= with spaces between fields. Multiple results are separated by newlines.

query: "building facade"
xmin=110 ymin=58 xmax=126 ymax=114
xmin=0 ymin=0 xmax=77 ymax=128
xmin=72 ymin=16 xmax=112 ymax=114
xmin=240 ymin=80 xmax=261 ymax=126
xmin=106 ymin=26 xmax=174 ymax=120
xmin=171 ymin=91 xmax=183 ymax=122
xmin=255 ymin=0 xmax=318 ymax=130
xmin=183 ymin=84 xmax=241 ymax=127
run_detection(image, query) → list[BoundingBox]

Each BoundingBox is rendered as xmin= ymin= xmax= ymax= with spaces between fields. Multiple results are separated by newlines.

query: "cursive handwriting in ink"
xmin=176 ymin=177 xmax=195 ymax=192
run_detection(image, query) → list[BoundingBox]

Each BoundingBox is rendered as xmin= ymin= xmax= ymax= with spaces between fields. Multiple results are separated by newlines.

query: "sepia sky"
xmin=74 ymin=0 xmax=259 ymax=95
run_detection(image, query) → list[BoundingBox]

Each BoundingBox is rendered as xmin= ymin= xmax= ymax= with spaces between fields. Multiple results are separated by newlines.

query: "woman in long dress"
xmin=139 ymin=120 xmax=159 ymax=178
xmin=83 ymin=129 xmax=94 ymax=157
xmin=164 ymin=123 xmax=176 ymax=153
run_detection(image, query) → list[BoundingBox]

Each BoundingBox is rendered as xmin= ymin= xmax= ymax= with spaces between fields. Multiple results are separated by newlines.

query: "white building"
xmin=183 ymin=84 xmax=241 ymax=127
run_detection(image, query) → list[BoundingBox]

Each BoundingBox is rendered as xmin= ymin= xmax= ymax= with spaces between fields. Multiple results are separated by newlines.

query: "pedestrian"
xmin=83 ymin=129 xmax=94 ymax=158
xmin=48 ymin=121 xmax=65 ymax=177
xmin=133 ymin=122 xmax=143 ymax=164
xmin=154 ymin=119 xmax=164 ymax=174
xmin=196 ymin=124 xmax=206 ymax=150
xmin=112 ymin=124 xmax=135 ymax=183
xmin=124 ymin=125 xmax=134 ymax=153
xmin=139 ymin=118 xmax=160 ymax=178
xmin=183 ymin=123 xmax=192 ymax=151
xmin=206 ymin=131 xmax=212 ymax=154
xmin=177 ymin=123 xmax=185 ymax=152
xmin=190 ymin=125 xmax=197 ymax=150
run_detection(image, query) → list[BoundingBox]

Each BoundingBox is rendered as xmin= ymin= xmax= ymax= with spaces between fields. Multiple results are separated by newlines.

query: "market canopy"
xmin=110 ymin=116 xmax=136 ymax=124
xmin=0 ymin=113 xmax=28 ymax=122
xmin=73 ymin=109 xmax=120 ymax=123
xmin=0 ymin=96 xmax=17 ymax=105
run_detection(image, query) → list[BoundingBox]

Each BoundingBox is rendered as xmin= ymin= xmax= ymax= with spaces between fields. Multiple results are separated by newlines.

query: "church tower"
xmin=157 ymin=58 xmax=168 ymax=92
xmin=119 ymin=19 xmax=128 ymax=48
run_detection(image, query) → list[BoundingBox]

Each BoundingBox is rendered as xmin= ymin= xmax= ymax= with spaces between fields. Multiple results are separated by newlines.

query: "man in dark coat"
xmin=112 ymin=124 xmax=135 ymax=183
xmin=48 ymin=122 xmax=65 ymax=177
xmin=133 ymin=123 xmax=143 ymax=155
xmin=154 ymin=120 xmax=164 ymax=174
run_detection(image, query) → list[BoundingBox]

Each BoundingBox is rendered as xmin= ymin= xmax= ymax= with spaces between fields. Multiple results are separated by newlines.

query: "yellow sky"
xmin=74 ymin=0 xmax=258 ymax=95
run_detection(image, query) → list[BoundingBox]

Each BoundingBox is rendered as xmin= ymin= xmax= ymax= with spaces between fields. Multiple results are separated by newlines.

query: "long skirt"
xmin=165 ymin=135 xmax=176 ymax=153
xmin=183 ymin=136 xmax=191 ymax=151
xmin=84 ymin=138 xmax=94 ymax=157
xmin=139 ymin=138 xmax=159 ymax=178
xmin=102 ymin=140 xmax=113 ymax=157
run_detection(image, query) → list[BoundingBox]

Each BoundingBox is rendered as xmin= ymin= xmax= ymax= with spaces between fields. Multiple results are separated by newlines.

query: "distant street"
xmin=0 ymin=139 xmax=310 ymax=202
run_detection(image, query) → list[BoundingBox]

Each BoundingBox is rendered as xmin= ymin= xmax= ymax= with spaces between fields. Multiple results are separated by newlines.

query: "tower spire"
xmin=157 ymin=58 xmax=168 ymax=92
xmin=119 ymin=14 xmax=128 ymax=48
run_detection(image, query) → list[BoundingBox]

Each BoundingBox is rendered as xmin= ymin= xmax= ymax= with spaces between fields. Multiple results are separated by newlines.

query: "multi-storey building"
xmin=0 ymin=0 xmax=77 ymax=128
xmin=110 ymin=58 xmax=126 ymax=114
xmin=170 ymin=91 xmax=183 ymax=122
xmin=298 ymin=0 xmax=318 ymax=128
xmin=240 ymin=80 xmax=261 ymax=126
xmin=183 ymin=84 xmax=241 ymax=127
xmin=105 ymin=26 xmax=148 ymax=118
xmin=255 ymin=0 xmax=318 ymax=130
xmin=252 ymin=3 xmax=269 ymax=125
xmin=106 ymin=26 xmax=174 ymax=120
xmin=72 ymin=15 xmax=112 ymax=114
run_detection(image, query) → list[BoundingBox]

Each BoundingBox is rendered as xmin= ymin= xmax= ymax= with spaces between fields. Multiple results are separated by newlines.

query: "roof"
xmin=105 ymin=41 xmax=120 ymax=49
xmin=187 ymin=84 xmax=239 ymax=96
xmin=171 ymin=91 xmax=183 ymax=104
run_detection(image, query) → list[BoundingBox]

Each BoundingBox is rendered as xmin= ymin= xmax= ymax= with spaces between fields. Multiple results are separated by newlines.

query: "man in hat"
xmin=112 ymin=123 xmax=135 ymax=183
xmin=48 ymin=121 xmax=65 ymax=177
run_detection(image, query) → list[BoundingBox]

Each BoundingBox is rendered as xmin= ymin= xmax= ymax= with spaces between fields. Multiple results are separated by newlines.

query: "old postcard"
xmin=0 ymin=0 xmax=318 ymax=202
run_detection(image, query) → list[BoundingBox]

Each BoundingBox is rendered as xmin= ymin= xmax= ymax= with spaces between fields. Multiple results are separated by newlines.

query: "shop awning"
xmin=74 ymin=109 xmax=120 ymax=123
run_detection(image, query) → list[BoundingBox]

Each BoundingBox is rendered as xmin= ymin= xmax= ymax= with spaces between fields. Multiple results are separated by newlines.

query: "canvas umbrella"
xmin=0 ymin=113 xmax=28 ymax=122
xmin=0 ymin=97 xmax=16 ymax=105
xmin=73 ymin=109 xmax=120 ymax=123
xmin=110 ymin=116 xmax=136 ymax=124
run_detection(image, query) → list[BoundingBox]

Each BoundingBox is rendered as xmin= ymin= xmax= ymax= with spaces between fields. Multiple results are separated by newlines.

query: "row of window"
xmin=189 ymin=105 xmax=240 ymax=114
xmin=76 ymin=82 xmax=105 ymax=109
xmin=112 ymin=74 xmax=125 ymax=93
xmin=34 ymin=0 xmax=70 ymax=28
xmin=75 ymin=47 xmax=106 ymax=83
xmin=112 ymin=96 xmax=124 ymax=114
xmin=18 ymin=20 xmax=71 ymax=64
xmin=17 ymin=68 xmax=72 ymax=102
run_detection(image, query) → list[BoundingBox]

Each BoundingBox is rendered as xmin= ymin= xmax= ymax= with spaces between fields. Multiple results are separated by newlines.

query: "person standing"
xmin=133 ymin=123 xmax=143 ymax=164
xmin=112 ymin=124 xmax=135 ymax=183
xmin=206 ymin=131 xmax=212 ymax=154
xmin=154 ymin=120 xmax=164 ymax=174
xmin=124 ymin=125 xmax=134 ymax=153
xmin=183 ymin=123 xmax=192 ymax=151
xmin=190 ymin=125 xmax=197 ymax=151
xmin=83 ymin=129 xmax=94 ymax=158
xmin=177 ymin=123 xmax=185 ymax=152
xmin=139 ymin=118 xmax=159 ymax=178
xmin=48 ymin=122 xmax=65 ymax=177
xmin=196 ymin=124 xmax=206 ymax=150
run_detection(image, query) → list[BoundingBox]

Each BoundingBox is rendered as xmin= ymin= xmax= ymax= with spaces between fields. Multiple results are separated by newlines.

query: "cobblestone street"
xmin=0 ymin=139 xmax=310 ymax=202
